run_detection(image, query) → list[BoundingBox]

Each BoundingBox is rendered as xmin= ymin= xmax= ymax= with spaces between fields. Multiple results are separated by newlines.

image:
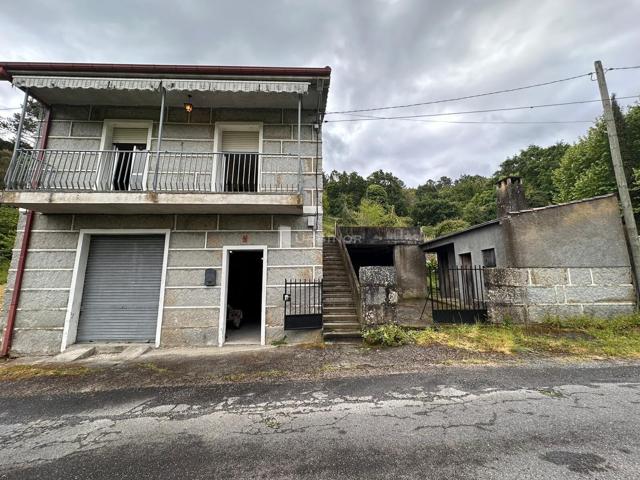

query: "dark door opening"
xmin=113 ymin=143 xmax=146 ymax=191
xmin=225 ymin=250 xmax=263 ymax=344
xmin=223 ymin=153 xmax=258 ymax=192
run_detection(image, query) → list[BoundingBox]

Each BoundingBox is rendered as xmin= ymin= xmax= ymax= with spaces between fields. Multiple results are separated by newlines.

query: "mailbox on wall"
xmin=204 ymin=268 xmax=216 ymax=286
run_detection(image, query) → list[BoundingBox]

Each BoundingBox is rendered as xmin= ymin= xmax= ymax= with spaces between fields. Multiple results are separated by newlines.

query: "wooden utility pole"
xmin=594 ymin=60 xmax=640 ymax=294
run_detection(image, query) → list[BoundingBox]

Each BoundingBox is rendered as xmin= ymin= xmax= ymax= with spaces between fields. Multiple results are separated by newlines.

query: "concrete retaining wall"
xmin=360 ymin=266 xmax=398 ymax=327
xmin=485 ymin=267 xmax=636 ymax=323
xmin=1 ymin=212 xmax=322 ymax=355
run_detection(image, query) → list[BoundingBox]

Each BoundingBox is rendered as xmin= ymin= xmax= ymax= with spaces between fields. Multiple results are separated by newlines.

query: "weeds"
xmin=362 ymin=324 xmax=415 ymax=347
xmin=0 ymin=364 xmax=89 ymax=381
xmin=361 ymin=314 xmax=640 ymax=358
xmin=271 ymin=336 xmax=288 ymax=347
xmin=138 ymin=362 xmax=169 ymax=374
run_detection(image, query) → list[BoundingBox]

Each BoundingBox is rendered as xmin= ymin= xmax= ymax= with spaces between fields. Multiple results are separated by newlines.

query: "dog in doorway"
xmin=227 ymin=305 xmax=243 ymax=329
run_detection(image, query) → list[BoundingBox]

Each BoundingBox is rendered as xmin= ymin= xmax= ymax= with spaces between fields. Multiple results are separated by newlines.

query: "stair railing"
xmin=334 ymin=226 xmax=363 ymax=326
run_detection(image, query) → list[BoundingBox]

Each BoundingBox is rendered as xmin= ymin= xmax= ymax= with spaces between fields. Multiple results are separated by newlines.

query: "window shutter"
xmin=112 ymin=127 xmax=149 ymax=145
xmin=220 ymin=130 xmax=259 ymax=152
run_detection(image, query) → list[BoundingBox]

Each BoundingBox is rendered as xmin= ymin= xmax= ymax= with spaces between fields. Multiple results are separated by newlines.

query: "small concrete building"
xmin=337 ymin=227 xmax=428 ymax=327
xmin=0 ymin=61 xmax=330 ymax=355
xmin=422 ymin=177 xmax=637 ymax=322
xmin=422 ymin=177 xmax=631 ymax=269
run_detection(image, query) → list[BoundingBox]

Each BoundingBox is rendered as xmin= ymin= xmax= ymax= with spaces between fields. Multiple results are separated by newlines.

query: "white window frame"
xmin=218 ymin=245 xmax=268 ymax=347
xmin=60 ymin=229 xmax=171 ymax=351
xmin=212 ymin=122 xmax=263 ymax=193
xmin=97 ymin=120 xmax=154 ymax=191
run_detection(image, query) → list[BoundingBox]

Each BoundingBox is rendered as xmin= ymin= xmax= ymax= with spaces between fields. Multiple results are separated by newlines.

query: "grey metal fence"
xmin=5 ymin=149 xmax=301 ymax=193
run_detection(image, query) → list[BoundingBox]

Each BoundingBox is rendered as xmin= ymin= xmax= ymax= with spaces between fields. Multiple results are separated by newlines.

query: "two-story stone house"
xmin=0 ymin=62 xmax=330 ymax=355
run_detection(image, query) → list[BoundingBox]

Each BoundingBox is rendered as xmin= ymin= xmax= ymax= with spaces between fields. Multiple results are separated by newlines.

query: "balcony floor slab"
xmin=0 ymin=191 xmax=303 ymax=214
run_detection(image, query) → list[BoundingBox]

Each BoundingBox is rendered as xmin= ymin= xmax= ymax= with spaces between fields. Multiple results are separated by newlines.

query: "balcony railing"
xmin=5 ymin=149 xmax=302 ymax=194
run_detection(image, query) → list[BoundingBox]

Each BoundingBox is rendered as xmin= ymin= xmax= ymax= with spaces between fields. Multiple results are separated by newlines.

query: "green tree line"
xmin=324 ymin=98 xmax=640 ymax=237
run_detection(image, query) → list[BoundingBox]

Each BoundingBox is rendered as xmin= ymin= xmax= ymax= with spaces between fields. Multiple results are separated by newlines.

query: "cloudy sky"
xmin=1 ymin=0 xmax=639 ymax=186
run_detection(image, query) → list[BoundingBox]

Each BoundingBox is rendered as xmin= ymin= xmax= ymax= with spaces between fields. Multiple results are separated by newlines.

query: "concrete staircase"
xmin=322 ymin=238 xmax=362 ymax=342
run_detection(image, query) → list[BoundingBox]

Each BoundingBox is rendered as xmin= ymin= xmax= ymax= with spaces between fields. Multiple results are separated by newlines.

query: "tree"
xmin=422 ymin=218 xmax=471 ymax=239
xmin=366 ymin=170 xmax=409 ymax=215
xmin=0 ymin=99 xmax=42 ymax=148
xmin=496 ymin=143 xmax=569 ymax=207
xmin=462 ymin=189 xmax=496 ymax=225
xmin=553 ymin=119 xmax=616 ymax=203
xmin=364 ymin=184 xmax=388 ymax=205
xmin=411 ymin=196 xmax=459 ymax=226
xmin=324 ymin=170 xmax=368 ymax=219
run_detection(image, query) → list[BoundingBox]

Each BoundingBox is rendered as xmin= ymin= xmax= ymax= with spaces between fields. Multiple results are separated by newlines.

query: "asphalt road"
xmin=1 ymin=363 xmax=639 ymax=479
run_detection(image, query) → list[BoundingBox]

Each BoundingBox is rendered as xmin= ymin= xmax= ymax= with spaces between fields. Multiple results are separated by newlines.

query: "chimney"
xmin=496 ymin=176 xmax=526 ymax=217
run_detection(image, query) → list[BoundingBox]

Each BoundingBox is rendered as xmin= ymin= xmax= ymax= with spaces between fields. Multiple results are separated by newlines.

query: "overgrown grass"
xmin=362 ymin=324 xmax=416 ymax=347
xmin=364 ymin=314 xmax=640 ymax=358
xmin=0 ymin=364 xmax=89 ymax=381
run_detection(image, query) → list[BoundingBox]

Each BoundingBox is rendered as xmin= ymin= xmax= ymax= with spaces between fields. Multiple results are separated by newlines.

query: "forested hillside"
xmin=324 ymin=99 xmax=640 ymax=237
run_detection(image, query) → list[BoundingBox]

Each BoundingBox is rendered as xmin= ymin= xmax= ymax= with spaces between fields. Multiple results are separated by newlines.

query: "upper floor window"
xmin=215 ymin=123 xmax=262 ymax=193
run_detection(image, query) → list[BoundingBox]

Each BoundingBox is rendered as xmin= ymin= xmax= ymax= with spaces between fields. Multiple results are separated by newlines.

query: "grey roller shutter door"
xmin=76 ymin=235 xmax=165 ymax=343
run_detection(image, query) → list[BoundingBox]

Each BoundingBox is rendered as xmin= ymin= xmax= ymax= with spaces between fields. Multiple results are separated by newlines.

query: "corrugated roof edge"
xmin=421 ymin=193 xmax=618 ymax=250
xmin=0 ymin=62 xmax=332 ymax=81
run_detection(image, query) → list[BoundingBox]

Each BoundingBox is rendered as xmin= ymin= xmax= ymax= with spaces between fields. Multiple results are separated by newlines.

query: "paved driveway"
xmin=1 ymin=363 xmax=639 ymax=479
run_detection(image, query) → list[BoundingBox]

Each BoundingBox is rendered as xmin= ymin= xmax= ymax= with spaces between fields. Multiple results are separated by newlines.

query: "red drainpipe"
xmin=1 ymin=107 xmax=51 ymax=357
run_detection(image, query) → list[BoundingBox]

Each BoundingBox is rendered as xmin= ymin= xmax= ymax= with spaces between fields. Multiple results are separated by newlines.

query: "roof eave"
xmin=0 ymin=62 xmax=331 ymax=81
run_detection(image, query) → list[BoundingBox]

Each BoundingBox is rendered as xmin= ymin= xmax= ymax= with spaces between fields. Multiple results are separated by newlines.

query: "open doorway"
xmin=223 ymin=249 xmax=264 ymax=345
xmin=112 ymin=143 xmax=146 ymax=191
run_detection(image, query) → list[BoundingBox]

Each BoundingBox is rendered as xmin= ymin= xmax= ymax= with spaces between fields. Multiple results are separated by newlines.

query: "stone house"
xmin=421 ymin=177 xmax=637 ymax=322
xmin=0 ymin=61 xmax=330 ymax=355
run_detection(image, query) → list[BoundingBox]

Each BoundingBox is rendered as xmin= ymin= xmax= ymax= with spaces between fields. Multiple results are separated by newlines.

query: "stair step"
xmin=324 ymin=312 xmax=358 ymax=319
xmin=324 ymin=308 xmax=357 ymax=315
xmin=323 ymin=323 xmax=361 ymax=331
xmin=323 ymin=330 xmax=362 ymax=340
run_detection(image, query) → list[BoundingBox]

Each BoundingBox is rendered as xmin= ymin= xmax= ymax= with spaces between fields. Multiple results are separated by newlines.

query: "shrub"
xmin=362 ymin=324 xmax=415 ymax=347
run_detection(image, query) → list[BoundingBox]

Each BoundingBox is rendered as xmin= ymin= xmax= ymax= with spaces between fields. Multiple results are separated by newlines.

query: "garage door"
xmin=76 ymin=235 xmax=165 ymax=343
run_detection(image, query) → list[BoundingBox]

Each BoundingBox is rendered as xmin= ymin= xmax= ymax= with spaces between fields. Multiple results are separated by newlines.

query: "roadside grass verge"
xmin=365 ymin=314 xmax=640 ymax=358
xmin=0 ymin=364 xmax=90 ymax=381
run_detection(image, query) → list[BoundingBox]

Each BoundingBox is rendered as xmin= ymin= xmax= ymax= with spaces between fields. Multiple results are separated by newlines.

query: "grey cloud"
xmin=1 ymin=0 xmax=640 ymax=185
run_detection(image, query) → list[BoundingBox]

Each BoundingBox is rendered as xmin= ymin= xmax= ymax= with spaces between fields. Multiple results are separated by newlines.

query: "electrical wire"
xmin=326 ymin=64 xmax=640 ymax=115
xmin=325 ymin=72 xmax=594 ymax=115
xmin=607 ymin=66 xmax=640 ymax=71
xmin=324 ymin=95 xmax=640 ymax=123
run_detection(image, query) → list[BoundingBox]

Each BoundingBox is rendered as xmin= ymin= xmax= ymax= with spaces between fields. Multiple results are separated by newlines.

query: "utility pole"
xmin=594 ymin=60 xmax=640 ymax=297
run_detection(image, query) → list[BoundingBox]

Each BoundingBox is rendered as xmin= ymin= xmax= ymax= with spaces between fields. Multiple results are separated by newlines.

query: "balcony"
xmin=1 ymin=149 xmax=304 ymax=214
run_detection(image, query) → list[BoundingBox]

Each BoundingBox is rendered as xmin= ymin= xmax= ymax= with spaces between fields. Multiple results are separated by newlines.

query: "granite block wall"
xmin=485 ymin=267 xmax=636 ymax=323
xmin=1 ymin=212 xmax=322 ymax=355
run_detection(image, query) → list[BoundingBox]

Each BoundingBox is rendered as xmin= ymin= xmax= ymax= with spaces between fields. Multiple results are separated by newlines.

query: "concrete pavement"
xmin=0 ymin=362 xmax=639 ymax=479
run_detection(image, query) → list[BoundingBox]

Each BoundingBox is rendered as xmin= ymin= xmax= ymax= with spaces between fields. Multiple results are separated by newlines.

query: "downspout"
xmin=297 ymin=94 xmax=302 ymax=194
xmin=1 ymin=97 xmax=51 ymax=357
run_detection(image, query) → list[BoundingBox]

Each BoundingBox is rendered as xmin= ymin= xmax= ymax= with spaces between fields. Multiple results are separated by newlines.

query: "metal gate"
xmin=427 ymin=265 xmax=487 ymax=323
xmin=76 ymin=235 xmax=165 ymax=342
xmin=283 ymin=279 xmax=323 ymax=330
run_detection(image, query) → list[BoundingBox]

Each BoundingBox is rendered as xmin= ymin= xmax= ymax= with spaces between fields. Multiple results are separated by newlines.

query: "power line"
xmin=324 ymin=95 xmax=640 ymax=123
xmin=347 ymin=118 xmax=594 ymax=125
xmin=325 ymin=72 xmax=594 ymax=115
xmin=607 ymin=65 xmax=640 ymax=71
xmin=0 ymin=106 xmax=21 ymax=111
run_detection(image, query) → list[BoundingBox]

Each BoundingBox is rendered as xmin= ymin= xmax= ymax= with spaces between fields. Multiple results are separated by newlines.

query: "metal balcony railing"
xmin=4 ymin=149 xmax=302 ymax=194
